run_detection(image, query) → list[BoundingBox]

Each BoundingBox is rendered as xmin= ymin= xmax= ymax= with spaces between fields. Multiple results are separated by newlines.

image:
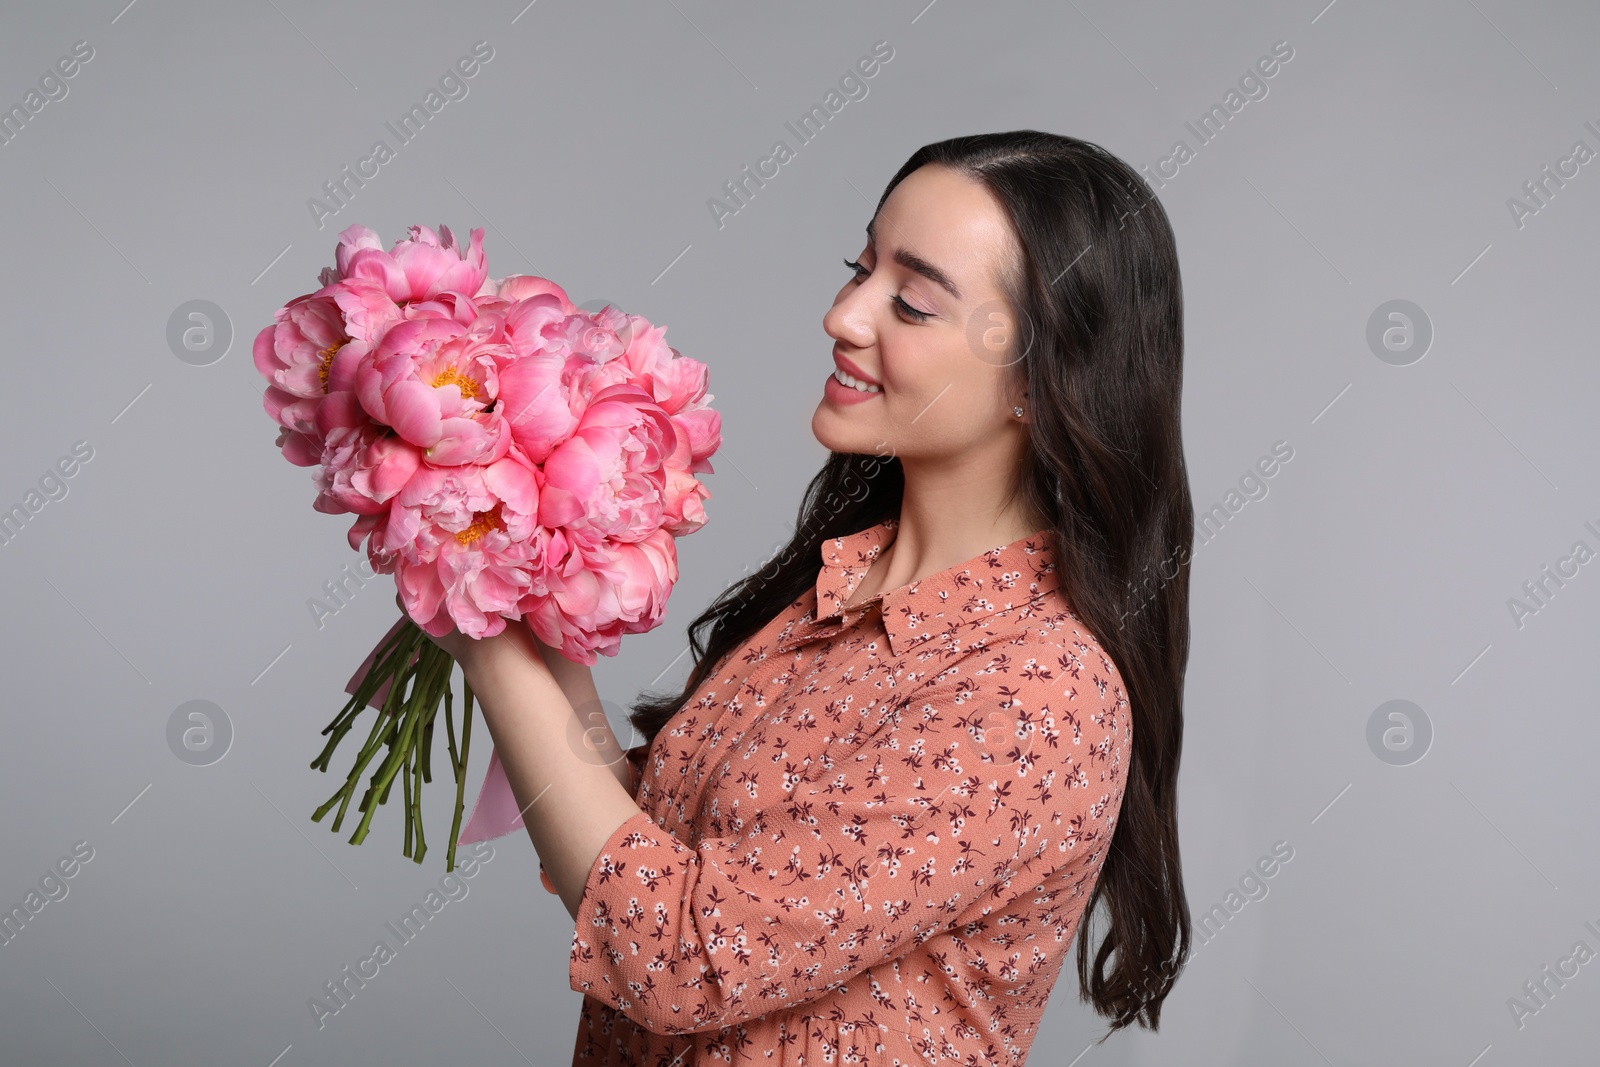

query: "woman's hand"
xmin=397 ymin=593 xmax=546 ymax=685
xmin=526 ymin=631 xmax=596 ymax=701
xmin=400 ymin=594 xmax=627 ymax=790
xmin=397 ymin=595 xmax=605 ymax=716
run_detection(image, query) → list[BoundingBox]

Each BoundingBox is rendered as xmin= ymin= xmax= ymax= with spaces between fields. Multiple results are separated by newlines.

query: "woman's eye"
xmin=894 ymin=296 xmax=932 ymax=321
xmin=841 ymin=257 xmax=932 ymax=321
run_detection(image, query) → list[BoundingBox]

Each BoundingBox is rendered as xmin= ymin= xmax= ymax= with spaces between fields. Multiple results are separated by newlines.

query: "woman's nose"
xmin=824 ymin=288 xmax=873 ymax=348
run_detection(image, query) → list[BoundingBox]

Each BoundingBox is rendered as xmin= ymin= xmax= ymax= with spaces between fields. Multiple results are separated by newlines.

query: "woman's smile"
xmin=824 ymin=367 xmax=882 ymax=404
xmin=825 ymin=353 xmax=883 ymax=405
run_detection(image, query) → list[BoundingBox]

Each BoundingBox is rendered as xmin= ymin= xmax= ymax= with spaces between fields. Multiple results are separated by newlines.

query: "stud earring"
xmin=1012 ymin=406 xmax=1025 ymax=418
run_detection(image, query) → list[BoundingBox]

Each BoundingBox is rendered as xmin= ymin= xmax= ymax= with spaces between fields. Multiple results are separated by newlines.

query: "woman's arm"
xmin=429 ymin=616 xmax=642 ymax=920
xmin=527 ymin=632 xmax=633 ymax=796
xmin=523 ymin=632 xmax=646 ymax=895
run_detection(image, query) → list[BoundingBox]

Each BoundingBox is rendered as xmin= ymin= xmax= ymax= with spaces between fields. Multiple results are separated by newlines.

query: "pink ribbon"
xmin=343 ymin=617 xmax=522 ymax=845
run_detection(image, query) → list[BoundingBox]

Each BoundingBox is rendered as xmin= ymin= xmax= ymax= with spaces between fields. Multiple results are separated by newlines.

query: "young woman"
xmin=422 ymin=130 xmax=1193 ymax=1065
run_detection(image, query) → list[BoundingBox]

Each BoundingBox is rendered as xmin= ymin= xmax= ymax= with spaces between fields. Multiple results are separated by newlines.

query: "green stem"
xmin=309 ymin=622 xmax=423 ymax=769
xmin=313 ymin=640 xmax=418 ymax=830
xmin=419 ymin=713 xmax=436 ymax=784
xmin=307 ymin=616 xmax=475 ymax=870
xmin=311 ymin=693 xmax=393 ymax=829
xmin=411 ymin=719 xmax=428 ymax=865
xmin=445 ymin=678 xmax=474 ymax=872
xmin=349 ymin=642 xmax=450 ymax=846
xmin=402 ymin=741 xmax=414 ymax=858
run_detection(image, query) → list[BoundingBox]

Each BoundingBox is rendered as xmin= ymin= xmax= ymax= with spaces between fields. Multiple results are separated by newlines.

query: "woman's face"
xmin=814 ymin=163 xmax=1027 ymax=464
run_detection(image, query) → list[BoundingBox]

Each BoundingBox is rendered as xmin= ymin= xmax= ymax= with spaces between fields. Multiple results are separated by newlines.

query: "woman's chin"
xmin=810 ymin=405 xmax=851 ymax=451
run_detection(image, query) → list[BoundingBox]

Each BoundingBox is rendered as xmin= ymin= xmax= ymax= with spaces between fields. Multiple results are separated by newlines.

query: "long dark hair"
xmin=628 ymin=130 xmax=1192 ymax=1035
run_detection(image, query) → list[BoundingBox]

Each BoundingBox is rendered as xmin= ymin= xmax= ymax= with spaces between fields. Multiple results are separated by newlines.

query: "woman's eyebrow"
xmin=865 ymin=218 xmax=964 ymax=302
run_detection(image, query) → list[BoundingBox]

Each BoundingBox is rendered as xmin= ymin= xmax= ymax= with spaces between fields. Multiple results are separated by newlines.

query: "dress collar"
xmin=775 ymin=516 xmax=1065 ymax=657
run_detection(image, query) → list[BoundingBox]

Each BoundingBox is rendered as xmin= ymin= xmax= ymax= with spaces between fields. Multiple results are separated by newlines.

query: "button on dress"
xmin=567 ymin=516 xmax=1133 ymax=1065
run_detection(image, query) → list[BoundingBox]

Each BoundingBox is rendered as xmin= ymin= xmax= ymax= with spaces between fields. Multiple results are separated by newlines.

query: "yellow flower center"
xmin=431 ymin=366 xmax=480 ymax=401
xmin=317 ymin=340 xmax=346 ymax=393
xmin=455 ymin=504 xmax=504 ymax=545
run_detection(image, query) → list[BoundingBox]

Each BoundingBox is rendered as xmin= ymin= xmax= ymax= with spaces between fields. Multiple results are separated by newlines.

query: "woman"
xmin=423 ymin=130 xmax=1194 ymax=1064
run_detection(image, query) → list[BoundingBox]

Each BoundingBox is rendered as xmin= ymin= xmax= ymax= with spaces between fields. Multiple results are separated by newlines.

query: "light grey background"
xmin=2 ymin=1 xmax=1596 ymax=1064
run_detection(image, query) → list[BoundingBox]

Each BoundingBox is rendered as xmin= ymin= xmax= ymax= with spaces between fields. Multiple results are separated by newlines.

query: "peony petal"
xmin=538 ymin=485 xmax=586 ymax=529
xmin=383 ymin=379 xmax=445 ymax=447
xmin=541 ymin=435 xmax=601 ymax=501
xmin=484 ymin=454 xmax=540 ymax=516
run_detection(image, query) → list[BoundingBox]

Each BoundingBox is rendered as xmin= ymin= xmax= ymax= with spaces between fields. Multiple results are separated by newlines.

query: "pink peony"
xmin=494 ymin=351 xmax=579 ymax=463
xmin=475 ymin=273 xmax=579 ymax=312
xmin=669 ymin=406 xmax=721 ymax=476
xmin=659 ymin=426 xmax=714 ymax=535
xmin=536 ymin=382 xmax=675 ymax=543
xmin=519 ymin=527 xmax=678 ymax=664
xmin=255 ymin=276 xmax=424 ymax=465
xmin=380 ymin=452 xmax=544 ymax=639
xmin=495 ymin=303 xmax=649 ymax=462
xmin=313 ymin=424 xmax=424 ymax=517
xmin=618 ymin=319 xmax=706 ymax=413
xmin=254 ymin=285 xmax=369 ymax=440
xmin=353 ymin=314 xmax=513 ymax=467
xmin=320 ymin=223 xmax=488 ymax=307
xmin=259 ymin=227 xmax=724 ymax=669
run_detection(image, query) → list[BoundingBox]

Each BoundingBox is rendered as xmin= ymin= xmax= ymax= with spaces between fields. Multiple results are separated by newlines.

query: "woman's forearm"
xmin=528 ymin=633 xmax=633 ymax=795
xmin=462 ymin=629 xmax=642 ymax=919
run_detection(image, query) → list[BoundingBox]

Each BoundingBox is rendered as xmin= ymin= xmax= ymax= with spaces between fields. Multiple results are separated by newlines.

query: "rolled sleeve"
xmin=567 ymin=809 xmax=702 ymax=1028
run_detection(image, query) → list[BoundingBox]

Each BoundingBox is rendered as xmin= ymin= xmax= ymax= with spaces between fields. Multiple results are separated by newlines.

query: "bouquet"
xmin=254 ymin=223 xmax=720 ymax=870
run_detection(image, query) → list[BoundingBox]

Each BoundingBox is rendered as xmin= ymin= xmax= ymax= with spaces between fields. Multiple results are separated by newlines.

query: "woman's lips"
xmin=832 ymin=353 xmax=881 ymax=386
xmin=824 ymin=369 xmax=881 ymax=405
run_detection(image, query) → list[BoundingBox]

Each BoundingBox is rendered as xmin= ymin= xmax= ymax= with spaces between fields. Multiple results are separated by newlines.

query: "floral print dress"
xmin=567 ymin=516 xmax=1132 ymax=1065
